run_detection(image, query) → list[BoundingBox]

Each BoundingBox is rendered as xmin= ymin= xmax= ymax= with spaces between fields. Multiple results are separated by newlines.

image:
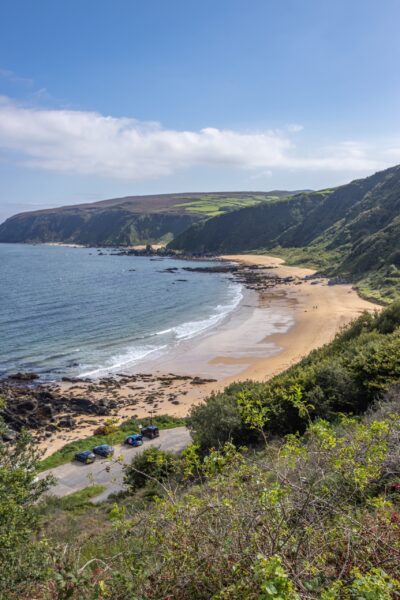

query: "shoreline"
xmin=215 ymin=254 xmax=380 ymax=383
xmin=3 ymin=253 xmax=380 ymax=457
xmin=154 ymin=253 xmax=379 ymax=403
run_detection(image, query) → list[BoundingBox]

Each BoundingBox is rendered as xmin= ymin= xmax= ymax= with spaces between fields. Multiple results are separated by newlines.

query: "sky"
xmin=0 ymin=0 xmax=400 ymax=222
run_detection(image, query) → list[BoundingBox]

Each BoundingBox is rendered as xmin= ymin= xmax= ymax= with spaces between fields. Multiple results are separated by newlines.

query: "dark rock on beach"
xmin=8 ymin=372 xmax=39 ymax=381
xmin=191 ymin=376 xmax=217 ymax=385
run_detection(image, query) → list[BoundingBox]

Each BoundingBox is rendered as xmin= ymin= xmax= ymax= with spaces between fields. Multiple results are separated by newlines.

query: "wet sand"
xmin=39 ymin=254 xmax=379 ymax=456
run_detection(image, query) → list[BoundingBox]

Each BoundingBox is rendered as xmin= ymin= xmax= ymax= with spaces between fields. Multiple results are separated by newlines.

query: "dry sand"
xmin=216 ymin=254 xmax=379 ymax=382
xmin=39 ymin=254 xmax=379 ymax=456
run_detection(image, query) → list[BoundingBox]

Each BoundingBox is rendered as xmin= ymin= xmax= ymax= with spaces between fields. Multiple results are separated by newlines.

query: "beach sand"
xmin=216 ymin=254 xmax=378 ymax=381
xmin=39 ymin=254 xmax=379 ymax=456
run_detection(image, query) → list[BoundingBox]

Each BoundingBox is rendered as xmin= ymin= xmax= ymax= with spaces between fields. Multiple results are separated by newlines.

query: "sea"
xmin=0 ymin=244 xmax=244 ymax=380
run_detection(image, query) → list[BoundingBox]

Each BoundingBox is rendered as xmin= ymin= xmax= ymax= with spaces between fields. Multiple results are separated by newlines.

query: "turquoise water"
xmin=0 ymin=244 xmax=242 ymax=379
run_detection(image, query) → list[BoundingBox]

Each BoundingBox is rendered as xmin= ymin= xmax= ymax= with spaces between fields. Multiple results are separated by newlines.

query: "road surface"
xmin=41 ymin=426 xmax=191 ymax=502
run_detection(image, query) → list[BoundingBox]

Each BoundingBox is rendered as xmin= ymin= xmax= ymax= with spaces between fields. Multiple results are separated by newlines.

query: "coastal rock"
xmin=57 ymin=416 xmax=76 ymax=429
xmin=19 ymin=399 xmax=38 ymax=412
xmin=46 ymin=424 xmax=59 ymax=432
xmin=68 ymin=397 xmax=94 ymax=411
xmin=191 ymin=376 xmax=217 ymax=385
xmin=1 ymin=429 xmax=17 ymax=442
xmin=8 ymin=372 xmax=39 ymax=381
xmin=183 ymin=265 xmax=238 ymax=274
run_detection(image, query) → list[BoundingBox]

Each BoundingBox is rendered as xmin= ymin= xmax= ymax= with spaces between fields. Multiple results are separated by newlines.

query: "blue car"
xmin=75 ymin=450 xmax=95 ymax=464
xmin=141 ymin=425 xmax=160 ymax=439
xmin=125 ymin=434 xmax=143 ymax=447
xmin=92 ymin=444 xmax=114 ymax=458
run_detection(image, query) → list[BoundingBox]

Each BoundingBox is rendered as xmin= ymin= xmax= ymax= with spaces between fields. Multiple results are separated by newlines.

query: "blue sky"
xmin=0 ymin=0 xmax=400 ymax=221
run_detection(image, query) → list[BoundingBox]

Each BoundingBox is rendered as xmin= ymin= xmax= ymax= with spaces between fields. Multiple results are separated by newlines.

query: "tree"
xmin=187 ymin=387 xmax=259 ymax=454
xmin=0 ymin=414 xmax=52 ymax=598
xmin=124 ymin=447 xmax=178 ymax=492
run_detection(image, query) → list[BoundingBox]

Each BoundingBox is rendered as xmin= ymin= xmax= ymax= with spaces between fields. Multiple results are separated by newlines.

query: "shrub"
xmin=93 ymin=417 xmax=119 ymax=436
xmin=124 ymin=447 xmax=179 ymax=491
xmin=189 ymin=304 xmax=400 ymax=452
xmin=187 ymin=385 xmax=260 ymax=454
xmin=0 ymin=427 xmax=52 ymax=598
xmin=80 ymin=399 xmax=400 ymax=599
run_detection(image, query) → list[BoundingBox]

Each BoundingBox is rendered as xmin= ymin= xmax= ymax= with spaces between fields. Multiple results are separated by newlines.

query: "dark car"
xmin=92 ymin=444 xmax=114 ymax=458
xmin=141 ymin=425 xmax=160 ymax=439
xmin=124 ymin=434 xmax=143 ymax=447
xmin=75 ymin=450 xmax=96 ymax=464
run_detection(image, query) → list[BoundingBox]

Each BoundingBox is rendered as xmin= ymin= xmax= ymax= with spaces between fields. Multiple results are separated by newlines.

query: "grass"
xmin=262 ymin=246 xmax=398 ymax=305
xmin=38 ymin=415 xmax=186 ymax=472
xmin=43 ymin=485 xmax=107 ymax=513
xmin=255 ymin=245 xmax=343 ymax=272
xmin=174 ymin=195 xmax=278 ymax=218
xmin=356 ymin=275 xmax=400 ymax=305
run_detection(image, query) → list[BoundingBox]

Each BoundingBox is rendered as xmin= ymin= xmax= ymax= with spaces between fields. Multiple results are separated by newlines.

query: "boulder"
xmin=8 ymin=372 xmax=39 ymax=381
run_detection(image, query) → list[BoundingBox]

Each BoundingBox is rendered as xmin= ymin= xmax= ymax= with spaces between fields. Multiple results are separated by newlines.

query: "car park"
xmin=124 ymin=434 xmax=143 ymax=446
xmin=141 ymin=425 xmax=160 ymax=439
xmin=75 ymin=450 xmax=96 ymax=464
xmin=92 ymin=444 xmax=114 ymax=458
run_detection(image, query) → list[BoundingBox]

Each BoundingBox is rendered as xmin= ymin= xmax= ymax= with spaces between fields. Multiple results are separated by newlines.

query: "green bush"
xmin=0 ymin=428 xmax=52 ymax=598
xmin=124 ymin=447 xmax=179 ymax=491
xmin=3 ymin=305 xmax=400 ymax=598
xmin=187 ymin=385 xmax=260 ymax=454
xmin=188 ymin=303 xmax=400 ymax=452
xmin=52 ymin=396 xmax=400 ymax=599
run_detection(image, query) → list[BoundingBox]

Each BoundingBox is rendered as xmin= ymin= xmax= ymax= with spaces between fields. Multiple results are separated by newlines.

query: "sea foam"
xmin=79 ymin=283 xmax=243 ymax=378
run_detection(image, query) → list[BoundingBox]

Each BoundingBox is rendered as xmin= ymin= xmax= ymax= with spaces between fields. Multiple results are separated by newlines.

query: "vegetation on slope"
xmin=1 ymin=303 xmax=400 ymax=598
xmin=189 ymin=302 xmax=400 ymax=453
xmin=1 ymin=164 xmax=398 ymax=298
xmin=0 ymin=208 xmax=197 ymax=246
xmin=91 ymin=403 xmax=400 ymax=599
xmin=175 ymin=193 xmax=285 ymax=217
xmin=170 ymin=164 xmax=400 ymax=302
xmin=0 ymin=191 xmax=292 ymax=246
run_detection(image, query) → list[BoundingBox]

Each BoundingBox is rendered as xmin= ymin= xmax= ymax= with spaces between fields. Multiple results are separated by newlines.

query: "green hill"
xmin=0 ymin=191 xmax=292 ymax=246
xmin=170 ymin=165 xmax=400 ymax=303
xmin=2 ymin=164 xmax=399 ymax=301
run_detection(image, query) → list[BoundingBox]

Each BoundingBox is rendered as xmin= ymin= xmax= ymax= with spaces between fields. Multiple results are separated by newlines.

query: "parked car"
xmin=124 ymin=434 xmax=143 ymax=447
xmin=92 ymin=444 xmax=114 ymax=458
xmin=141 ymin=425 xmax=160 ymax=439
xmin=75 ymin=450 xmax=96 ymax=464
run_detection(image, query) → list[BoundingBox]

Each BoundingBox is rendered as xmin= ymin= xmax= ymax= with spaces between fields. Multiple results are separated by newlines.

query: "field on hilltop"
xmin=1 ymin=163 xmax=399 ymax=302
xmin=0 ymin=191 xmax=294 ymax=246
xmin=170 ymin=164 xmax=400 ymax=303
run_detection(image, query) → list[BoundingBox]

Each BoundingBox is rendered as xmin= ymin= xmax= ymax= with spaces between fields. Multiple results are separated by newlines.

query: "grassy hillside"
xmin=2 ymin=165 xmax=398 ymax=297
xmin=2 ymin=303 xmax=400 ymax=598
xmin=0 ymin=191 xmax=293 ymax=246
xmin=170 ymin=165 xmax=400 ymax=303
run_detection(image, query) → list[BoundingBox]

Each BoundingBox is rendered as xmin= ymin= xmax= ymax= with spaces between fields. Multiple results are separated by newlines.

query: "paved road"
xmin=42 ymin=427 xmax=192 ymax=502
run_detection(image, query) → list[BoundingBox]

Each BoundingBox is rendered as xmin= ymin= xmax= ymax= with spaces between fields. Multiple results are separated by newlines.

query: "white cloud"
xmin=0 ymin=97 xmax=391 ymax=181
xmin=286 ymin=123 xmax=304 ymax=133
xmin=383 ymin=145 xmax=400 ymax=161
xmin=0 ymin=69 xmax=33 ymax=87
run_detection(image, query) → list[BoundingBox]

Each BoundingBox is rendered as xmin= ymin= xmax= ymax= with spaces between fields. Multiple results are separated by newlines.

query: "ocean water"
xmin=0 ymin=244 xmax=243 ymax=379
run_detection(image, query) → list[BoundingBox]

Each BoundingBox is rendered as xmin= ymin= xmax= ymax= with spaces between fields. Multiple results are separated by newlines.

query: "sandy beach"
xmin=217 ymin=254 xmax=378 ymax=379
xmin=33 ymin=253 xmax=379 ymax=456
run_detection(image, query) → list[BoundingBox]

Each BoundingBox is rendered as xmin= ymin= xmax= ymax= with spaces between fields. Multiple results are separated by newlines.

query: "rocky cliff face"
xmin=0 ymin=191 xmax=295 ymax=246
xmin=0 ymin=208 xmax=197 ymax=246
